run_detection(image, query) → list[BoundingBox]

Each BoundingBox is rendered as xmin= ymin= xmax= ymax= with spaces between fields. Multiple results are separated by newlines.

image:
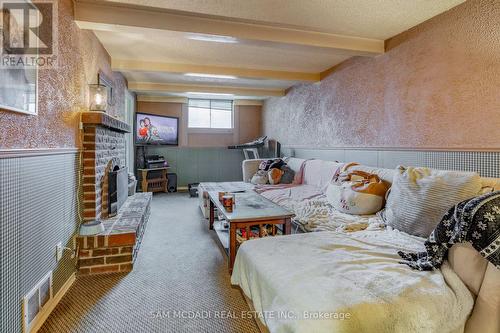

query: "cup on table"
xmin=222 ymin=195 xmax=234 ymax=212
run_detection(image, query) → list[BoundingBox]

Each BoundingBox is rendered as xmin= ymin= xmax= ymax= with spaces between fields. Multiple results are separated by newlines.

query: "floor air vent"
xmin=23 ymin=271 xmax=52 ymax=333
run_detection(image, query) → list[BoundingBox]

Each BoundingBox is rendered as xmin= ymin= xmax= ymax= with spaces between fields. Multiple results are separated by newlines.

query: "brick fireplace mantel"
xmin=81 ymin=111 xmax=131 ymax=133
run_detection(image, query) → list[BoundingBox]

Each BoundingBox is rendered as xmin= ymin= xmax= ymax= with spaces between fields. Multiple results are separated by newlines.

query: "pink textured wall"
xmin=237 ymin=105 xmax=262 ymax=144
xmin=0 ymin=0 xmax=127 ymax=149
xmin=263 ymin=0 xmax=500 ymax=149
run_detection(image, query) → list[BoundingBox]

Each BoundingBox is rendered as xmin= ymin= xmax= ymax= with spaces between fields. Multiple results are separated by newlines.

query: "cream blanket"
xmin=292 ymin=197 xmax=375 ymax=232
xmin=258 ymin=187 xmax=376 ymax=232
xmin=231 ymin=230 xmax=473 ymax=333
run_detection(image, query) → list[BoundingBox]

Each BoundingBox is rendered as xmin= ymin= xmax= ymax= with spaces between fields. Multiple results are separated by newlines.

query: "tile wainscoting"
xmin=142 ymin=147 xmax=246 ymax=187
xmin=281 ymin=147 xmax=500 ymax=178
xmin=0 ymin=149 xmax=80 ymax=333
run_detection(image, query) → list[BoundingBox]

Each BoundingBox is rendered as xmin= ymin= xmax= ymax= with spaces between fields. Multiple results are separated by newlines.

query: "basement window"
xmin=188 ymin=99 xmax=233 ymax=131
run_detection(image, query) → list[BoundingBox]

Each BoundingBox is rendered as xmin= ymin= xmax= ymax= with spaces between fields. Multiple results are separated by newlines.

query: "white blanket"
xmin=231 ymin=230 xmax=474 ymax=333
xmin=292 ymin=197 xmax=375 ymax=232
xmin=259 ymin=188 xmax=375 ymax=232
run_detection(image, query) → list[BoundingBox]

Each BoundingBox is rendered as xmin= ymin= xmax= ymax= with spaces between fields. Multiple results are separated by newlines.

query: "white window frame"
xmin=187 ymin=99 xmax=234 ymax=133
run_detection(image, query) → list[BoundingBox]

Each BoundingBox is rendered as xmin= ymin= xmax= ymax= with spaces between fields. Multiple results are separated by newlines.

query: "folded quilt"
xmin=399 ymin=191 xmax=500 ymax=271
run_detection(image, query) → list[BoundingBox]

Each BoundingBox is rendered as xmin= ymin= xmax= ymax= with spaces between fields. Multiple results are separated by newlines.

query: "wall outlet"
xmin=56 ymin=242 xmax=63 ymax=262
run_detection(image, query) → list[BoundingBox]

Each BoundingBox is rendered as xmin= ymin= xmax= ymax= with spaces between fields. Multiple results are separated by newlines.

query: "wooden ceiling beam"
xmin=75 ymin=0 xmax=384 ymax=56
xmin=136 ymin=96 xmax=188 ymax=103
xmin=112 ymin=59 xmax=319 ymax=82
xmin=128 ymin=82 xmax=285 ymax=97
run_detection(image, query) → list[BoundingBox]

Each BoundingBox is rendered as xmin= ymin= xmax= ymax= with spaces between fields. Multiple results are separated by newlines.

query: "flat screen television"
xmin=135 ymin=112 xmax=179 ymax=145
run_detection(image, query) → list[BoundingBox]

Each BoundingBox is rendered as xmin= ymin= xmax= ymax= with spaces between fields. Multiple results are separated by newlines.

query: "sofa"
xmin=198 ymin=158 xmax=500 ymax=333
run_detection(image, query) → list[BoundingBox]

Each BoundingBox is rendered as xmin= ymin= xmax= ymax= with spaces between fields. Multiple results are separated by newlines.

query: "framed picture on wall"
xmin=0 ymin=67 xmax=38 ymax=115
xmin=0 ymin=3 xmax=38 ymax=115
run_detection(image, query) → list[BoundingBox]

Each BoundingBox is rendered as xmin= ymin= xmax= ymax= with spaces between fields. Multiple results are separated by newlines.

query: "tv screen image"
xmin=136 ymin=113 xmax=179 ymax=145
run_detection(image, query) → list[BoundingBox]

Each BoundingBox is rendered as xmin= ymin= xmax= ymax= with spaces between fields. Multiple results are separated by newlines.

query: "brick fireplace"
xmin=81 ymin=112 xmax=129 ymax=221
xmin=77 ymin=112 xmax=151 ymax=275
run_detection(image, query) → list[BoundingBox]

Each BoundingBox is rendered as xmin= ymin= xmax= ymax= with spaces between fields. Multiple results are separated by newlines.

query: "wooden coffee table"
xmin=208 ymin=191 xmax=294 ymax=273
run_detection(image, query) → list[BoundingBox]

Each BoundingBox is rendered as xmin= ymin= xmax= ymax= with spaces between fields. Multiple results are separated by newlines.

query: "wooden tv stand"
xmin=138 ymin=167 xmax=169 ymax=193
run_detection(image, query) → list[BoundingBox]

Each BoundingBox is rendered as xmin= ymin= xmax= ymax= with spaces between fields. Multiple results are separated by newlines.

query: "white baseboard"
xmin=31 ymin=272 xmax=76 ymax=333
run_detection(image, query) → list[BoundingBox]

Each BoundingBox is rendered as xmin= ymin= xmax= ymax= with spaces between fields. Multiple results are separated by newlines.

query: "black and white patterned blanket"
xmin=399 ymin=191 xmax=500 ymax=271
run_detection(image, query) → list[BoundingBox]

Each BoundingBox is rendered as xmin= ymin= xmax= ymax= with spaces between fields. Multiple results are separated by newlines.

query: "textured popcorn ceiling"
xmin=262 ymin=0 xmax=500 ymax=149
xmin=90 ymin=0 xmax=465 ymax=96
xmin=104 ymin=0 xmax=465 ymax=39
xmin=94 ymin=28 xmax=349 ymax=73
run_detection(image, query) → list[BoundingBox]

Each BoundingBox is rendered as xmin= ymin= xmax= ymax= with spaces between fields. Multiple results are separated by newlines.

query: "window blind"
xmin=188 ymin=99 xmax=232 ymax=110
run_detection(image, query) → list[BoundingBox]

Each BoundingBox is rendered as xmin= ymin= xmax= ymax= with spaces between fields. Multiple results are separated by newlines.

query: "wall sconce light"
xmin=88 ymin=84 xmax=108 ymax=111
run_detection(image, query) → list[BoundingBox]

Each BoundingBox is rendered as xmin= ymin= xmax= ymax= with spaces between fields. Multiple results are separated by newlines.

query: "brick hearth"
xmin=77 ymin=193 xmax=151 ymax=275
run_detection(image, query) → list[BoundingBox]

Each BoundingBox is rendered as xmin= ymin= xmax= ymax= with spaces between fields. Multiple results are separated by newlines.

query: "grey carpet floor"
xmin=40 ymin=193 xmax=259 ymax=333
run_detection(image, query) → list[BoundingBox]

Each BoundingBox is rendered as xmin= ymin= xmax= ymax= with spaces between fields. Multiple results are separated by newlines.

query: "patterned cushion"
xmin=398 ymin=191 xmax=500 ymax=271
xmin=379 ymin=166 xmax=482 ymax=237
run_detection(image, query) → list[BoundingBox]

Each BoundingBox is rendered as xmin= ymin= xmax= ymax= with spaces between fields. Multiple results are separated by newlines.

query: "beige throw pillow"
xmin=379 ymin=166 xmax=481 ymax=238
